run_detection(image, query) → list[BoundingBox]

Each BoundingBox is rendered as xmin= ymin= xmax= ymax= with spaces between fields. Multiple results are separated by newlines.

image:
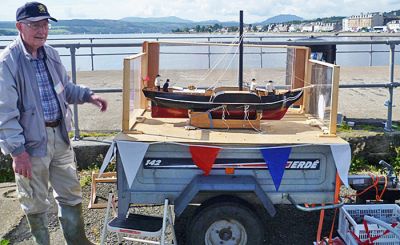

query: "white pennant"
xmin=98 ymin=141 xmax=116 ymax=177
xmin=330 ymin=143 xmax=351 ymax=187
xmin=117 ymin=141 xmax=150 ymax=188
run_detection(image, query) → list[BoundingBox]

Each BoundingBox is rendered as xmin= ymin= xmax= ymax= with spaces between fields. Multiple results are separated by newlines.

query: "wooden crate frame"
xmin=88 ymin=172 xmax=117 ymax=209
xmin=121 ymin=41 xmax=340 ymax=137
xmin=122 ymin=53 xmax=146 ymax=132
xmin=303 ymin=59 xmax=341 ymax=136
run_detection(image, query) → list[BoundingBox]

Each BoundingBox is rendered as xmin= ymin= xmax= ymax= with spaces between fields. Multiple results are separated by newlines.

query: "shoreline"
xmin=1 ymin=31 xmax=400 ymax=37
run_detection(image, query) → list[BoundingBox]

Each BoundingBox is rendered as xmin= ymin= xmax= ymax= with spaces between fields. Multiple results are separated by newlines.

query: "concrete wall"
xmin=342 ymin=133 xmax=400 ymax=164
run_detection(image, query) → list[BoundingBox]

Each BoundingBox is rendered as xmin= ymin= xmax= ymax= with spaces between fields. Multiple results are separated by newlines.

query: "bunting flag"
xmin=330 ymin=143 xmax=351 ymax=187
xmin=189 ymin=145 xmax=221 ymax=175
xmin=261 ymin=147 xmax=292 ymax=191
xmin=98 ymin=141 xmax=116 ymax=177
xmin=117 ymin=141 xmax=150 ymax=188
xmin=100 ymin=140 xmax=351 ymax=191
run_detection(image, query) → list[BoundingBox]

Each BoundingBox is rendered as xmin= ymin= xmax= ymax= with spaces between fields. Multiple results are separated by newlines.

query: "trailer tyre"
xmin=187 ymin=201 xmax=265 ymax=245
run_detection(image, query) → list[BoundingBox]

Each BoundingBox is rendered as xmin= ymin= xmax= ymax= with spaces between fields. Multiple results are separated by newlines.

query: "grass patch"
xmin=0 ymin=154 xmax=14 ymax=183
xmin=337 ymin=122 xmax=396 ymax=133
xmin=350 ymin=146 xmax=400 ymax=175
xmin=1 ymin=239 xmax=10 ymax=245
xmin=68 ymin=131 xmax=117 ymax=139
xmin=337 ymin=123 xmax=352 ymax=132
xmin=358 ymin=124 xmax=381 ymax=131
xmin=0 ymin=168 xmax=15 ymax=182
xmin=79 ymin=164 xmax=100 ymax=187
xmin=78 ymin=154 xmax=116 ymax=187
xmin=349 ymin=157 xmax=383 ymax=174
xmin=390 ymin=146 xmax=400 ymax=172
xmin=392 ymin=123 xmax=400 ymax=132
xmin=79 ymin=174 xmax=92 ymax=187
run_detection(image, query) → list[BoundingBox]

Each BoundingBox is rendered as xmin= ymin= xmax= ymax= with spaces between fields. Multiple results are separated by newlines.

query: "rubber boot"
xmin=26 ymin=212 xmax=50 ymax=245
xmin=58 ymin=203 xmax=94 ymax=245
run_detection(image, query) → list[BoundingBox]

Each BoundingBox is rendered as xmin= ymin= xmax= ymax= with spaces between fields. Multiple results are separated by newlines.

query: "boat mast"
xmin=239 ymin=10 xmax=243 ymax=91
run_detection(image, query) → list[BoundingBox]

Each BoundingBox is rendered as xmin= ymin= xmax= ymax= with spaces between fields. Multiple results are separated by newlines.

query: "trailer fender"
xmin=174 ymin=175 xmax=276 ymax=217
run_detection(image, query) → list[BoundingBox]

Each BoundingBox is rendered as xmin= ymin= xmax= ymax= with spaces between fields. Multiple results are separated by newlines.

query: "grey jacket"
xmin=0 ymin=36 xmax=93 ymax=157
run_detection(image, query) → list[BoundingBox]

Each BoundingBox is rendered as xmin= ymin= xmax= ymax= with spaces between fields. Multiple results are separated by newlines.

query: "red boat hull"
xmin=151 ymin=104 xmax=189 ymax=118
xmin=261 ymin=108 xmax=289 ymax=120
xmin=151 ymin=104 xmax=288 ymax=120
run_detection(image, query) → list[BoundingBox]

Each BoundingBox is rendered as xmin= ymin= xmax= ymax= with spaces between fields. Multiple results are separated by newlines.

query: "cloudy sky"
xmin=1 ymin=0 xmax=400 ymax=23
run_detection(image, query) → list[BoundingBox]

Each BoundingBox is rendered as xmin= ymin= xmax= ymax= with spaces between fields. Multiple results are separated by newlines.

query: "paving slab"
xmin=0 ymin=183 xmax=24 ymax=240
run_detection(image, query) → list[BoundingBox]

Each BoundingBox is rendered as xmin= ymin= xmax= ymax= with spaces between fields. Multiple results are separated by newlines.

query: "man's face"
xmin=16 ymin=19 xmax=49 ymax=52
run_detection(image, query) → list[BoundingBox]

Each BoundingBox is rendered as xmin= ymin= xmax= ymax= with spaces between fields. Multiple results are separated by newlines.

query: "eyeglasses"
xmin=21 ymin=21 xmax=51 ymax=30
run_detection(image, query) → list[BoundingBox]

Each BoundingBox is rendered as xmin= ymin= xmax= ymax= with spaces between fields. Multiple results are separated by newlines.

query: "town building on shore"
xmin=342 ymin=12 xmax=384 ymax=32
xmin=387 ymin=20 xmax=400 ymax=32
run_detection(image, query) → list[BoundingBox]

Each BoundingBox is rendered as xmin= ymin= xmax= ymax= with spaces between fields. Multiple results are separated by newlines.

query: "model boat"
xmin=142 ymin=87 xmax=303 ymax=119
xmin=142 ymin=11 xmax=304 ymax=120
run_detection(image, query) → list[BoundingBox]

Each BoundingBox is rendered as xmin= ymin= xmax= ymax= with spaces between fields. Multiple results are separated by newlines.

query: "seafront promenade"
xmin=75 ymin=65 xmax=400 ymax=132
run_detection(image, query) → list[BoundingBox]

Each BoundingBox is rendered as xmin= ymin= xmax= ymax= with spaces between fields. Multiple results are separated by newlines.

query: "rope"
xmin=188 ymin=105 xmax=227 ymax=119
xmin=220 ymin=106 xmax=230 ymax=130
xmin=327 ymin=208 xmax=338 ymax=245
xmin=243 ymin=105 xmax=263 ymax=133
xmin=350 ymin=219 xmax=399 ymax=244
xmin=194 ymin=36 xmax=239 ymax=86
xmin=206 ymin=34 xmax=244 ymax=91
xmin=316 ymin=206 xmax=325 ymax=245
xmin=344 ymin=173 xmax=388 ymax=202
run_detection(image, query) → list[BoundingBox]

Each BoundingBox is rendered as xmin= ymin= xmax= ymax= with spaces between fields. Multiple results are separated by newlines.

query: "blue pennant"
xmin=261 ymin=147 xmax=292 ymax=191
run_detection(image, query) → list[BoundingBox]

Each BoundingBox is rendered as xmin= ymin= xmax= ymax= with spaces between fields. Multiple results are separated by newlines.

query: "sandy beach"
xmin=74 ymin=66 xmax=400 ymax=131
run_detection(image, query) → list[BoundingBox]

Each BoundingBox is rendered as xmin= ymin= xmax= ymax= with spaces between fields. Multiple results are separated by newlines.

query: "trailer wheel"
xmin=187 ymin=201 xmax=265 ymax=245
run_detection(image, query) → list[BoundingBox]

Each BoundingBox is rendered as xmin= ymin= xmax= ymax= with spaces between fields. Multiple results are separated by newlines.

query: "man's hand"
xmin=12 ymin=151 xmax=32 ymax=179
xmin=89 ymin=94 xmax=108 ymax=112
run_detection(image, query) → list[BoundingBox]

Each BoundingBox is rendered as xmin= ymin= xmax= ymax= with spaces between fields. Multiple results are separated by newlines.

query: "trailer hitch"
xmin=285 ymin=194 xmax=345 ymax=212
xmin=379 ymin=160 xmax=399 ymax=188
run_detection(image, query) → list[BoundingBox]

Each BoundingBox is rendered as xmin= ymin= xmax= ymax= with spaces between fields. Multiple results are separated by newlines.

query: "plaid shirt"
xmin=32 ymin=50 xmax=61 ymax=122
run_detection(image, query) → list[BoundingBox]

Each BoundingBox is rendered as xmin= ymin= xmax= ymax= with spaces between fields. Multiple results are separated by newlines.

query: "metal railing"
xmin=2 ymin=34 xmax=400 ymax=70
xmin=1 ymin=35 xmax=399 ymax=138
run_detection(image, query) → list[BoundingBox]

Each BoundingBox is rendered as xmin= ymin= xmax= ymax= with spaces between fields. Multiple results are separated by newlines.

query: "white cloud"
xmin=1 ymin=0 xmax=400 ymax=22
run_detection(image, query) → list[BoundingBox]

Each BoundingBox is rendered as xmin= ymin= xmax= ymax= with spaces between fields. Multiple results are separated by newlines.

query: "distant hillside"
xmin=0 ymin=17 xmax=245 ymax=35
xmin=122 ymin=16 xmax=239 ymax=27
xmin=0 ymin=11 xmax=397 ymax=36
xmin=0 ymin=21 xmax=18 ymax=35
xmin=196 ymin=20 xmax=238 ymax=27
xmin=290 ymin=16 xmax=345 ymax=24
xmin=48 ymin=19 xmax=196 ymax=34
xmin=259 ymin=14 xmax=303 ymax=24
xmin=385 ymin=9 xmax=400 ymax=16
xmin=121 ymin=16 xmax=193 ymax=23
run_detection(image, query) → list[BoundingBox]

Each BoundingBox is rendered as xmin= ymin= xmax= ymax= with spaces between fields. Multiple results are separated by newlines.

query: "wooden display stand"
xmin=122 ymin=41 xmax=341 ymax=136
xmin=189 ymin=111 xmax=261 ymax=129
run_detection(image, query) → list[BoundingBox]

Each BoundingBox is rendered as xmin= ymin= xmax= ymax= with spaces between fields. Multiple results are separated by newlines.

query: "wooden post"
xmin=140 ymin=50 xmax=149 ymax=110
xmin=142 ymin=42 xmax=160 ymax=88
xmin=122 ymin=58 xmax=131 ymax=132
xmin=292 ymin=47 xmax=309 ymax=106
xmin=303 ymin=57 xmax=312 ymax=114
xmin=329 ymin=65 xmax=340 ymax=135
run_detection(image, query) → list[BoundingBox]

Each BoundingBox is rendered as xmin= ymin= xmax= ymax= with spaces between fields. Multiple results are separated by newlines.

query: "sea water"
xmin=0 ymin=33 xmax=399 ymax=71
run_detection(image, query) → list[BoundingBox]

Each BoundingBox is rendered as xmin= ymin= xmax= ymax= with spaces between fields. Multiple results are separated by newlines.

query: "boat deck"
xmin=115 ymin=109 xmax=347 ymax=145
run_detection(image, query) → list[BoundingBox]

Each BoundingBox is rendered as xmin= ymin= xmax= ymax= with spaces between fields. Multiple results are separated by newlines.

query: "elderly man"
xmin=0 ymin=2 xmax=107 ymax=244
